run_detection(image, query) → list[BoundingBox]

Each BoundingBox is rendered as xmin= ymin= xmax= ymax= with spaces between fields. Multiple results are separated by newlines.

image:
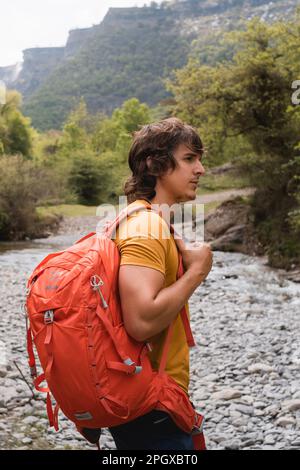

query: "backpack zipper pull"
xmin=97 ymin=286 xmax=108 ymax=309
xmin=90 ymin=275 xmax=108 ymax=309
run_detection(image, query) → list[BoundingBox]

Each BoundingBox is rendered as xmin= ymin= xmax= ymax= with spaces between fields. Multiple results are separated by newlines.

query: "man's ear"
xmin=146 ymin=156 xmax=152 ymax=171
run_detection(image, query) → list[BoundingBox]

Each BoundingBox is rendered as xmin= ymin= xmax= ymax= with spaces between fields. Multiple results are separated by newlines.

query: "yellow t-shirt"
xmin=114 ymin=199 xmax=190 ymax=394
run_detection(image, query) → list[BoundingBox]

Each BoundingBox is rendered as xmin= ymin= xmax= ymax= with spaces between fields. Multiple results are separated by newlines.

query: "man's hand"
xmin=174 ymin=238 xmax=213 ymax=282
xmin=118 ymin=240 xmax=213 ymax=342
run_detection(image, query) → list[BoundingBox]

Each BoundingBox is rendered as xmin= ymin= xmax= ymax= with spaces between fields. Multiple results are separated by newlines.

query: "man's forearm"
xmin=140 ymin=269 xmax=204 ymax=340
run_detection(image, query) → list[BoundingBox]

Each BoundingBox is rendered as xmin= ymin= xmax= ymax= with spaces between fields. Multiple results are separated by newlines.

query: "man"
xmin=109 ymin=117 xmax=213 ymax=450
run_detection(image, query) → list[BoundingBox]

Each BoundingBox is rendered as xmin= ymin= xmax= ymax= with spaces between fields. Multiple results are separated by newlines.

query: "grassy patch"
xmin=37 ymin=204 xmax=99 ymax=218
xmin=204 ymin=201 xmax=222 ymax=216
xmin=198 ymin=171 xmax=251 ymax=194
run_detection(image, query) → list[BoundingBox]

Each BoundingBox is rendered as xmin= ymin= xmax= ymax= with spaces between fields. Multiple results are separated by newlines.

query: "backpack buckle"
xmin=192 ymin=416 xmax=205 ymax=435
xmin=44 ymin=310 xmax=54 ymax=324
xmin=30 ymin=365 xmax=37 ymax=378
xmin=124 ymin=358 xmax=142 ymax=375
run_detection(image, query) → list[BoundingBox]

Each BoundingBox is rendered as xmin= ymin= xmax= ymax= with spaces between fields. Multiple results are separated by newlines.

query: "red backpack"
xmin=25 ymin=203 xmax=206 ymax=450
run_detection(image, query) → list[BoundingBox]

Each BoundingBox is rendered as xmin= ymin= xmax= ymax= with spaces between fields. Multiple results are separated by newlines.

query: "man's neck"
xmin=149 ymin=192 xmax=186 ymax=228
xmin=149 ymin=189 xmax=177 ymax=208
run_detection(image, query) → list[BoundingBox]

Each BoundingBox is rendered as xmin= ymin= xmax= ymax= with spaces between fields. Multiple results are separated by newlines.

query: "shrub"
xmin=0 ymin=154 xmax=62 ymax=240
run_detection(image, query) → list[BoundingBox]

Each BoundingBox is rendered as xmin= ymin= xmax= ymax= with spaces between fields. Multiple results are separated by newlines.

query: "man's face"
xmin=158 ymin=143 xmax=205 ymax=204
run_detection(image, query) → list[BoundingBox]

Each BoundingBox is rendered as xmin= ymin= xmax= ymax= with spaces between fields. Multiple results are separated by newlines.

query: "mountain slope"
xmin=24 ymin=6 xmax=191 ymax=130
xmin=1 ymin=0 xmax=297 ymax=130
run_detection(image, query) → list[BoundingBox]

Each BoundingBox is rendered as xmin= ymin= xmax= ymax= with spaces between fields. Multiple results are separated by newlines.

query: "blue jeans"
xmin=108 ymin=410 xmax=194 ymax=450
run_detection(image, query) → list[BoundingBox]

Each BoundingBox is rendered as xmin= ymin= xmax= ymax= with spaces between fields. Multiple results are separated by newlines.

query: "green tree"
xmin=112 ymin=97 xmax=151 ymax=134
xmin=0 ymin=91 xmax=33 ymax=157
xmin=92 ymin=98 xmax=151 ymax=154
xmin=168 ymin=16 xmax=300 ymax=268
xmin=90 ymin=98 xmax=151 ymax=198
xmin=68 ymin=152 xmax=107 ymax=205
xmin=91 ymin=117 xmax=120 ymax=154
xmin=59 ymin=98 xmax=92 ymax=154
xmin=36 ymin=98 xmax=151 ymax=205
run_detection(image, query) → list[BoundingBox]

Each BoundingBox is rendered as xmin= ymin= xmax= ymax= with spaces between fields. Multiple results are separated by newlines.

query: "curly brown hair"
xmin=124 ymin=117 xmax=204 ymax=204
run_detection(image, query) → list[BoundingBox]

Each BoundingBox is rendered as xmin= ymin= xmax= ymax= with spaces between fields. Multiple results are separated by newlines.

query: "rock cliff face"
xmin=0 ymin=26 xmax=94 ymax=98
xmin=0 ymin=63 xmax=22 ymax=85
xmin=14 ymin=48 xmax=65 ymax=97
xmin=0 ymin=0 xmax=297 ymax=129
xmin=65 ymin=27 xmax=96 ymax=57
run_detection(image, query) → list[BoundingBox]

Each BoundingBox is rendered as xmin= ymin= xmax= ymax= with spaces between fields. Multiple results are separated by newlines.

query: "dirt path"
xmin=196 ymin=187 xmax=255 ymax=204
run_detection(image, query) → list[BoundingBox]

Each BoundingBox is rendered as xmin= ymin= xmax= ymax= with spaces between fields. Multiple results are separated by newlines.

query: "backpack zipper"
xmin=90 ymin=275 xmax=108 ymax=309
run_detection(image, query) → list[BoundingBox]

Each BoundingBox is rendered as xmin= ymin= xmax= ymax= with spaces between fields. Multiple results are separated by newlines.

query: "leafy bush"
xmin=0 ymin=155 xmax=62 ymax=240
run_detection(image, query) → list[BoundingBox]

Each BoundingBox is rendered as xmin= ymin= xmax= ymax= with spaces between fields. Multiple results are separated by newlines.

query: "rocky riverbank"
xmin=0 ymin=212 xmax=300 ymax=450
xmin=203 ymin=196 xmax=300 ymax=283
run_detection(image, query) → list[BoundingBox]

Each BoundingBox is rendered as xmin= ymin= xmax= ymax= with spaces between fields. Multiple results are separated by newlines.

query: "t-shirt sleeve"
xmin=116 ymin=211 xmax=170 ymax=277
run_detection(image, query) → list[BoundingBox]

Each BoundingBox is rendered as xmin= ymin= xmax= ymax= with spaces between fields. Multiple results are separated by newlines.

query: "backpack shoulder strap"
xmin=106 ymin=201 xmax=196 ymax=368
xmin=74 ymin=232 xmax=96 ymax=245
xmin=159 ymin=256 xmax=196 ymax=375
xmin=105 ymin=202 xmax=152 ymax=239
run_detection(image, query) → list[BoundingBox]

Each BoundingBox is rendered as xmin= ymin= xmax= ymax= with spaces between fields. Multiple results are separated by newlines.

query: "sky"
xmin=0 ymin=0 xmax=157 ymax=67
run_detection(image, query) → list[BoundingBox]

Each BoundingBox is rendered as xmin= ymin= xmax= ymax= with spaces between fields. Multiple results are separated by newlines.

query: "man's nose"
xmin=195 ymin=160 xmax=205 ymax=176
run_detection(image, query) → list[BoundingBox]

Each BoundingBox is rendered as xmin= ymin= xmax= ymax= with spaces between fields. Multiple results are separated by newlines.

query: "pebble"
xmin=276 ymin=417 xmax=296 ymax=427
xmin=248 ymin=364 xmax=274 ymax=374
xmin=211 ymin=389 xmax=243 ymax=401
xmin=224 ymin=440 xmax=241 ymax=450
xmin=0 ymin=367 xmax=7 ymax=378
xmin=253 ymin=401 xmax=267 ymax=409
xmin=12 ymin=433 xmax=25 ymax=440
xmin=22 ymin=416 xmax=39 ymax=425
xmin=281 ymin=400 xmax=300 ymax=412
xmin=0 ymin=226 xmax=300 ymax=450
xmin=264 ymin=435 xmax=276 ymax=445
xmin=22 ymin=438 xmax=32 ymax=445
xmin=231 ymin=404 xmax=254 ymax=416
